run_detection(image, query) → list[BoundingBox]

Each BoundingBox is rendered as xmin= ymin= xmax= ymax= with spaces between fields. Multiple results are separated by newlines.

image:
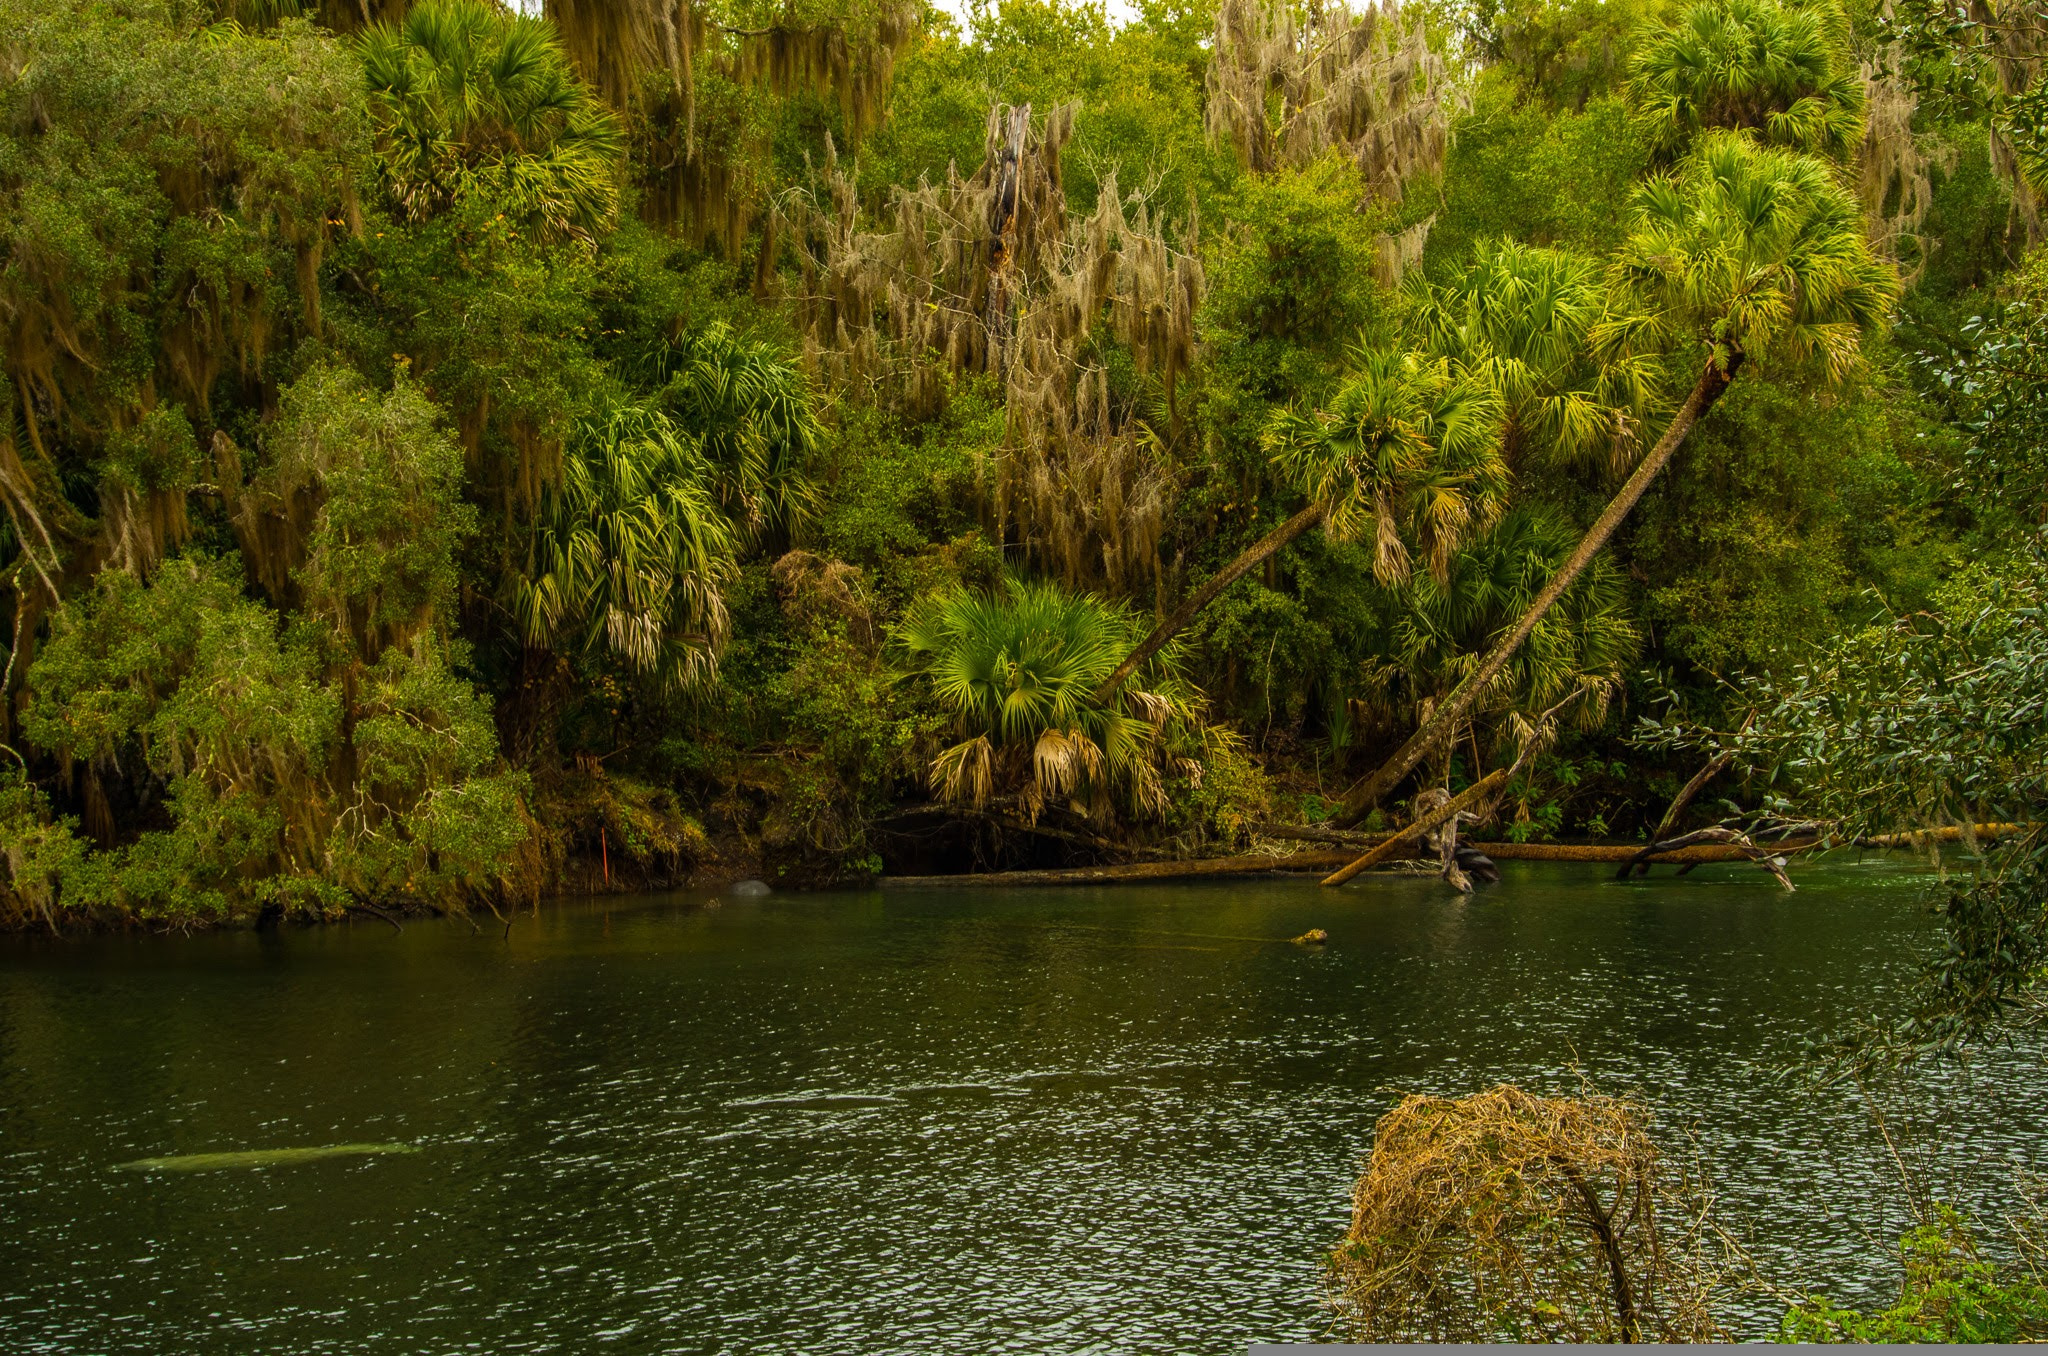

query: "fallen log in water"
xmin=877 ymin=824 xmax=2028 ymax=889
xmin=881 ymin=851 xmax=1357 ymax=888
xmin=1856 ymin=823 xmax=2023 ymax=847
xmin=880 ymin=838 xmax=1838 ymax=888
xmin=1250 ymin=823 xmax=1392 ymax=848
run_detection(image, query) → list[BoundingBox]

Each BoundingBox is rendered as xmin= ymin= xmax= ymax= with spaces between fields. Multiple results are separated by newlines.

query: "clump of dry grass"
xmin=1327 ymin=1084 xmax=1733 ymax=1342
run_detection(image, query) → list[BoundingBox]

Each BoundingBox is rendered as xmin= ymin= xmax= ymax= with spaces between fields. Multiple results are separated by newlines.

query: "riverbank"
xmin=8 ymin=820 xmax=2007 ymax=934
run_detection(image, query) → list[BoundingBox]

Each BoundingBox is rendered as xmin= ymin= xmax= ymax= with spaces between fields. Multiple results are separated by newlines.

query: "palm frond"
xmin=895 ymin=578 xmax=1200 ymax=822
xmin=1266 ymin=347 xmax=1509 ymax=583
xmin=1628 ymin=0 xmax=1865 ymax=160
xmin=1613 ymin=130 xmax=1899 ymax=370
xmin=517 ymin=402 xmax=736 ymax=690
xmin=360 ymin=0 xmax=622 ymax=243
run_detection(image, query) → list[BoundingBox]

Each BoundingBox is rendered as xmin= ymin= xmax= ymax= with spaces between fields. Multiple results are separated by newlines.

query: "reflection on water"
xmin=1 ymin=859 xmax=2042 ymax=1353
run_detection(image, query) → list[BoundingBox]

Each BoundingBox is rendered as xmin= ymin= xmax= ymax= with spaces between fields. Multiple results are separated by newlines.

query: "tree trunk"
xmin=1321 ymin=765 xmax=1511 ymax=886
xmin=1093 ymin=500 xmax=1326 ymax=704
xmin=1639 ymin=743 xmax=1740 ymax=871
xmin=1329 ymin=353 xmax=1742 ymax=828
xmin=883 ymin=849 xmax=1360 ymax=888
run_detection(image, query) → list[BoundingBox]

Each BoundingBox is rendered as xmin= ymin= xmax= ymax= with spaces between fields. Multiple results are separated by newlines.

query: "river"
xmin=2 ymin=859 xmax=2043 ymax=1352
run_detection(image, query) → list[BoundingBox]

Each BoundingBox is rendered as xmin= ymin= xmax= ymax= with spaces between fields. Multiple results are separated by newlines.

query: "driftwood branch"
xmin=1648 ymin=714 xmax=1751 ymax=846
xmin=1617 ymin=824 xmax=1799 ymax=891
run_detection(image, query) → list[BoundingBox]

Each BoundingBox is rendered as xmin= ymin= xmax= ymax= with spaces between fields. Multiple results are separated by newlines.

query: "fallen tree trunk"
xmin=1856 ymin=824 xmax=2023 ymax=848
xmin=1479 ymin=839 xmax=1813 ymax=862
xmin=881 ymin=850 xmax=1358 ymax=888
xmin=1323 ymin=768 xmax=1514 ymax=887
xmin=879 ymin=838 xmax=1825 ymax=888
xmin=1092 ymin=500 xmax=1328 ymax=705
xmin=877 ymin=824 xmax=2030 ymax=889
xmin=873 ymin=801 xmax=1176 ymax=859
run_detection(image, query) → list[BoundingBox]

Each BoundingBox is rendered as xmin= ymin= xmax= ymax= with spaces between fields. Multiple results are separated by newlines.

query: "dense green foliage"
xmin=1778 ymin=1209 xmax=2048 ymax=1342
xmin=0 ymin=0 xmax=2038 ymax=943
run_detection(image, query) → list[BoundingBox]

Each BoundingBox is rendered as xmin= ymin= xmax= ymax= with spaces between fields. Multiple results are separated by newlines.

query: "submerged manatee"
xmin=116 ymin=1143 xmax=418 ymax=1172
xmin=728 ymin=879 xmax=772 ymax=898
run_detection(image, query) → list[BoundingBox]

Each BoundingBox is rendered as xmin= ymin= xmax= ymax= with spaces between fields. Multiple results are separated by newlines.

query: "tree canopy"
xmin=0 ymin=0 xmax=2032 ymax=1051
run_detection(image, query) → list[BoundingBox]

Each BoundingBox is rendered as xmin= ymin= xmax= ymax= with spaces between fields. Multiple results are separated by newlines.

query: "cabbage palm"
xmin=1093 ymin=350 xmax=1508 ymax=703
xmin=1629 ymin=0 xmax=1865 ymax=160
xmin=1385 ymin=507 xmax=1641 ymax=736
xmin=1407 ymin=241 xmax=1662 ymax=477
xmin=645 ymin=322 xmax=823 ymax=548
xmin=1332 ymin=132 xmax=1899 ymax=825
xmin=899 ymin=580 xmax=1198 ymax=823
xmin=515 ymin=405 xmax=735 ymax=691
xmin=360 ymin=0 xmax=624 ymax=242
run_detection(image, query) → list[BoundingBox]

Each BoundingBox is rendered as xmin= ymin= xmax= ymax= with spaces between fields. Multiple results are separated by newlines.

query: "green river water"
xmin=1 ymin=859 xmax=2043 ymax=1352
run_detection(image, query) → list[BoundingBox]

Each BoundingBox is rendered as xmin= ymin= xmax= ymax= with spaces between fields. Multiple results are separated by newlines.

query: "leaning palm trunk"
xmin=1093 ymin=501 xmax=1327 ymax=704
xmin=1330 ymin=354 xmax=1742 ymax=827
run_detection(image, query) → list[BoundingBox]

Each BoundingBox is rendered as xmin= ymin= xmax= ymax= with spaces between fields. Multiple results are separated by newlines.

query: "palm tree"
xmin=514 ymin=404 xmax=736 ymax=692
xmin=1381 ymin=507 xmax=1640 ymax=741
xmin=898 ymin=579 xmax=1199 ymax=824
xmin=1329 ymin=132 xmax=1899 ymax=826
xmin=359 ymin=0 xmax=625 ymax=243
xmin=1092 ymin=349 xmax=1509 ymax=703
xmin=1406 ymin=240 xmax=1662 ymax=477
xmin=645 ymin=322 xmax=823 ymax=549
xmin=1629 ymin=0 xmax=1865 ymax=161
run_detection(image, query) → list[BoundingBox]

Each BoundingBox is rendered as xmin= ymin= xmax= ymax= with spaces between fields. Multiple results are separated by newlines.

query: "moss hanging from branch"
xmin=781 ymin=105 xmax=1201 ymax=594
xmin=1205 ymin=0 xmax=1453 ymax=285
xmin=729 ymin=0 xmax=915 ymax=141
xmin=1854 ymin=63 xmax=1955 ymax=286
xmin=0 ymin=3 xmax=365 ymax=600
xmin=1207 ymin=0 xmax=1453 ymax=229
xmin=549 ymin=0 xmax=916 ymax=249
